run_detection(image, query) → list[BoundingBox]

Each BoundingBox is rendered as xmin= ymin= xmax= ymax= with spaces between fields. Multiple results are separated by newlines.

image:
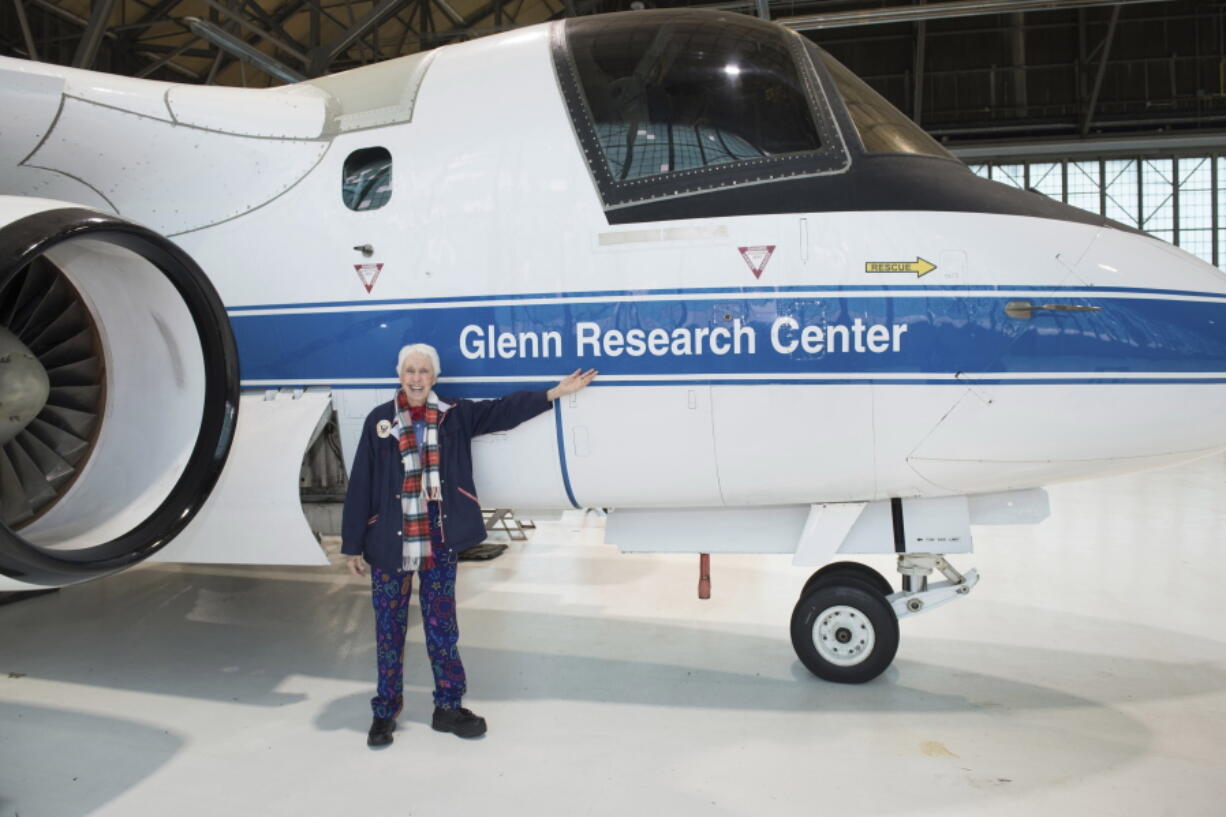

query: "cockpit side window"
xmin=342 ymin=147 xmax=392 ymax=211
xmin=813 ymin=48 xmax=954 ymax=161
xmin=554 ymin=11 xmax=848 ymax=210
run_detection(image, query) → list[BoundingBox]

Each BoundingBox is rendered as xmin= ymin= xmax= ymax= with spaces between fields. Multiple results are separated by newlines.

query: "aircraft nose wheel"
xmin=791 ymin=578 xmax=899 ymax=683
xmin=814 ymin=605 xmax=877 ymax=666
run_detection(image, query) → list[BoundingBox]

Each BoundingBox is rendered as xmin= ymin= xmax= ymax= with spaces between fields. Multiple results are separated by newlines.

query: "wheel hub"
xmin=813 ymin=604 xmax=876 ymax=667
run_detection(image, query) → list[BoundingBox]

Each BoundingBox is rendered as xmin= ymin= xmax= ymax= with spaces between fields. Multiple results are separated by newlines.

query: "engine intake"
xmin=0 ymin=201 xmax=238 ymax=589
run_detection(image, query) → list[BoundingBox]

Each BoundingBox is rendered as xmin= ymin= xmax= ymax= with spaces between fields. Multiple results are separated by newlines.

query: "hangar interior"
xmin=2 ymin=1 xmax=1226 ymax=815
xmin=2 ymin=0 xmax=1222 ymax=268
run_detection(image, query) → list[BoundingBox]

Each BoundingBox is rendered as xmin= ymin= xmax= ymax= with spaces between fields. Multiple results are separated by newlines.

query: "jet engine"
xmin=0 ymin=199 xmax=238 ymax=590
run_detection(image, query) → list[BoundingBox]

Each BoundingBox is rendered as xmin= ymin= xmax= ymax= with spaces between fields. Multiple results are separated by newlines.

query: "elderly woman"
xmin=342 ymin=343 xmax=596 ymax=747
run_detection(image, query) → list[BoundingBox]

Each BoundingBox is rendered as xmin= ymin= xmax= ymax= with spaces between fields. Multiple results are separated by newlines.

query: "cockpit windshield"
xmin=814 ymin=49 xmax=954 ymax=160
xmin=555 ymin=11 xmax=849 ymax=209
xmin=572 ymin=16 xmax=820 ymax=179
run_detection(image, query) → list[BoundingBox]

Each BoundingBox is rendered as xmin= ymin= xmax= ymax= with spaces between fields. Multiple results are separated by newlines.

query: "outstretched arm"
xmin=547 ymin=369 xmax=598 ymax=402
xmin=461 ymin=370 xmax=599 ymax=437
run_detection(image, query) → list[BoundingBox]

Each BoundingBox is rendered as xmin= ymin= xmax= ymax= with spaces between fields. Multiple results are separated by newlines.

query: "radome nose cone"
xmin=0 ymin=325 xmax=50 ymax=445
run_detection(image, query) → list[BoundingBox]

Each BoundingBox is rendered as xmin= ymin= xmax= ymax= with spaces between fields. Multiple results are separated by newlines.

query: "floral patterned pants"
xmin=369 ymin=546 xmax=465 ymax=719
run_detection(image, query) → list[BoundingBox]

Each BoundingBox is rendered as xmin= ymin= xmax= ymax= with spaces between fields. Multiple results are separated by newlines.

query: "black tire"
xmin=801 ymin=561 xmax=893 ymax=598
xmin=790 ymin=577 xmax=900 ymax=684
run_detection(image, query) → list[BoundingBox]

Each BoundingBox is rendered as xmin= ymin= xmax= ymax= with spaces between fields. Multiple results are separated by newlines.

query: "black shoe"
xmin=367 ymin=716 xmax=396 ymax=748
xmin=431 ymin=706 xmax=487 ymax=738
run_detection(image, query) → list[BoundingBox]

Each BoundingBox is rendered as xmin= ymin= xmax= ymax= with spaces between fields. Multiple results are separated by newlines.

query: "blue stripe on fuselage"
xmin=225 ymin=283 xmax=1226 ymax=313
xmin=228 ymin=290 xmax=1226 ymax=386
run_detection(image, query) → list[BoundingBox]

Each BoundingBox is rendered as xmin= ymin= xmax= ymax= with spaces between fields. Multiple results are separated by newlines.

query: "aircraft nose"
xmin=907 ymin=222 xmax=1226 ymax=493
xmin=1070 ymin=228 xmax=1226 ymax=365
xmin=1061 ymin=225 xmax=1226 ymax=296
xmin=1058 ymin=227 xmax=1226 ymax=380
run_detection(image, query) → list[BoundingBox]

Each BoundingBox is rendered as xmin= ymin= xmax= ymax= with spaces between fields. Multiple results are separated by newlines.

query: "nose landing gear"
xmin=790 ymin=554 xmax=979 ymax=683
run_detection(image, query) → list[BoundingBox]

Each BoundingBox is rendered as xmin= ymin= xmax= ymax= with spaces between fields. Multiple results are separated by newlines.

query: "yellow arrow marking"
xmin=864 ymin=257 xmax=937 ymax=277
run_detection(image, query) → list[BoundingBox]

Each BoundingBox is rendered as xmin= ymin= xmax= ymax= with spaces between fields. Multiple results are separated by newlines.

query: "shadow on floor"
xmin=0 ymin=702 xmax=183 ymax=817
xmin=2 ymin=566 xmax=1222 ymax=719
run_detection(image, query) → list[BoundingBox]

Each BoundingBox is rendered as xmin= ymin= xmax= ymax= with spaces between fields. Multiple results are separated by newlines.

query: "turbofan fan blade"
xmin=39 ymin=405 xmax=98 ymax=441
xmin=38 ymin=327 xmax=96 ymax=369
xmin=0 ymin=449 xmax=34 ymax=527
xmin=4 ymin=441 xmax=56 ymax=508
xmin=25 ymin=301 xmax=89 ymax=356
xmin=47 ymin=385 xmax=102 ymax=414
xmin=26 ymin=417 xmax=88 ymax=463
xmin=14 ymin=430 xmax=74 ymax=483
xmin=44 ymin=356 xmax=101 ymax=387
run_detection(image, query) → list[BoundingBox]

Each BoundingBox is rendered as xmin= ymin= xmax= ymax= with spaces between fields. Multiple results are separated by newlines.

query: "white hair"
xmin=396 ymin=343 xmax=441 ymax=377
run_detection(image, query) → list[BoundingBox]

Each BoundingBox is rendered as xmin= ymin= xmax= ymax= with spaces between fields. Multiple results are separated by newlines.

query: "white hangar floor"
xmin=2 ymin=455 xmax=1225 ymax=817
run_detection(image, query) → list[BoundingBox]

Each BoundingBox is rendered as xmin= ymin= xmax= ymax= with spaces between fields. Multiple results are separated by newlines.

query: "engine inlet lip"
xmin=0 ymin=207 xmax=240 ymax=587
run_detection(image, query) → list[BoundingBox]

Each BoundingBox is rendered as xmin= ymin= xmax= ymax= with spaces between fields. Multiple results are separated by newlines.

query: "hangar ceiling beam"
xmin=778 ymin=0 xmax=1169 ymax=31
xmin=133 ymin=41 xmax=215 ymax=58
xmin=136 ymin=53 xmax=201 ymax=78
xmin=432 ymin=0 xmax=466 ymax=27
xmin=914 ymin=12 xmax=926 ymax=124
xmin=1011 ymin=11 xmax=1026 ymax=115
xmin=21 ymin=0 xmax=107 ymax=56
xmin=205 ymin=48 xmax=224 ymax=82
xmin=110 ymin=0 xmax=188 ymax=77
xmin=325 ymin=0 xmax=409 ymax=63
xmin=951 ymin=130 xmax=1226 ymax=161
xmin=298 ymin=0 xmax=381 ymax=55
xmin=268 ymin=0 xmax=314 ymax=30
xmin=210 ymin=0 xmax=369 ymax=81
xmin=185 ymin=15 xmax=306 ymax=81
xmin=1081 ymin=2 xmax=1120 ymax=135
xmin=241 ymin=0 xmax=312 ymax=58
xmin=12 ymin=0 xmax=39 ymax=61
xmin=20 ymin=0 xmax=202 ymax=77
xmin=198 ymin=0 xmax=309 ymax=63
xmin=72 ymin=0 xmax=118 ymax=68
xmin=462 ymin=0 xmax=533 ymax=32
xmin=118 ymin=0 xmax=186 ymax=37
xmin=134 ymin=38 xmax=201 ymax=76
xmin=391 ymin=4 xmax=419 ymax=52
xmin=422 ymin=0 xmax=435 ymax=44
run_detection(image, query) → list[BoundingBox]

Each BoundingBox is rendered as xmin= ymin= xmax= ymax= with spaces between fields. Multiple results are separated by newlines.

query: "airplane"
xmin=1 ymin=7 xmax=1224 ymax=684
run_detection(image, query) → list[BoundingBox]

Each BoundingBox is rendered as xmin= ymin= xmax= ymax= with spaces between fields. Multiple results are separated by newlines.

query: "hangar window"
xmin=554 ymin=11 xmax=848 ymax=209
xmin=815 ymin=50 xmax=953 ymax=160
xmin=342 ymin=147 xmax=392 ymax=211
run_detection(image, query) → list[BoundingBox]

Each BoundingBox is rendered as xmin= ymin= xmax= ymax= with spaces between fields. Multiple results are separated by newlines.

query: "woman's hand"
xmin=547 ymin=369 xmax=598 ymax=401
xmin=347 ymin=555 xmax=366 ymax=577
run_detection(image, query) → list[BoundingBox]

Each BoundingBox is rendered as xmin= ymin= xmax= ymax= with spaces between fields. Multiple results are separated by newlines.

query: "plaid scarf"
xmin=396 ymin=389 xmax=441 ymax=571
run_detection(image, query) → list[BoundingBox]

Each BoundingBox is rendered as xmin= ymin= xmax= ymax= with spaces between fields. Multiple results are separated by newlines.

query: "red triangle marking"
xmin=738 ymin=245 xmax=776 ymax=279
xmin=354 ymin=263 xmax=384 ymax=293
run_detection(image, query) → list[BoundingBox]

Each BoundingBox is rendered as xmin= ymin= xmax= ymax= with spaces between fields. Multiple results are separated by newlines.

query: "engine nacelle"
xmin=0 ymin=198 xmax=238 ymax=589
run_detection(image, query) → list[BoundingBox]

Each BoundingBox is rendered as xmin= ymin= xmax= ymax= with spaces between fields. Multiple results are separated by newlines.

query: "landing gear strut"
xmin=790 ymin=554 xmax=979 ymax=683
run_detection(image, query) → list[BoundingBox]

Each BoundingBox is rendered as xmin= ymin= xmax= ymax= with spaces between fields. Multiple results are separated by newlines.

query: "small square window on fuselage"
xmin=342 ymin=147 xmax=392 ymax=211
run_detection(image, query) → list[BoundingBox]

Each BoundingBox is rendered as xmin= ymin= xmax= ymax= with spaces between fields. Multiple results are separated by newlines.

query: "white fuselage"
xmin=2 ymin=23 xmax=1225 ymax=519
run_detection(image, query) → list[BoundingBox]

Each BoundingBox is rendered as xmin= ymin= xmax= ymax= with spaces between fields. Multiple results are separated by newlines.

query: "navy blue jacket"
xmin=341 ymin=390 xmax=552 ymax=570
